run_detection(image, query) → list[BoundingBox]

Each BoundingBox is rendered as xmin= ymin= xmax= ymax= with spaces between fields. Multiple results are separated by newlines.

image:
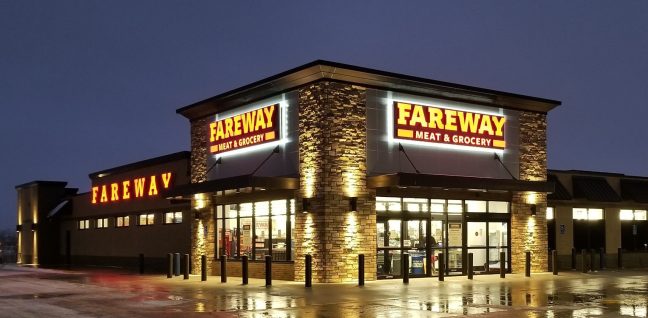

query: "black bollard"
xmin=500 ymin=251 xmax=506 ymax=278
xmin=201 ymin=255 xmax=207 ymax=281
xmin=174 ymin=253 xmax=181 ymax=276
xmin=467 ymin=253 xmax=474 ymax=280
xmin=403 ymin=253 xmax=409 ymax=284
xmin=139 ymin=253 xmax=144 ymax=275
xmin=590 ymin=249 xmax=596 ymax=271
xmin=167 ymin=253 xmax=173 ymax=278
xmin=305 ymin=254 xmax=312 ymax=288
xmin=581 ymin=249 xmax=587 ymax=273
xmin=265 ymin=255 xmax=272 ymax=286
xmin=438 ymin=253 xmax=445 ymax=281
xmin=571 ymin=248 xmax=576 ymax=270
xmin=220 ymin=255 xmax=227 ymax=283
xmin=525 ymin=251 xmax=531 ymax=277
xmin=552 ymin=250 xmax=558 ymax=275
xmin=618 ymin=247 xmax=623 ymax=269
xmin=242 ymin=256 xmax=249 ymax=285
xmin=599 ymin=248 xmax=605 ymax=270
xmin=358 ymin=254 xmax=365 ymax=286
xmin=183 ymin=254 xmax=189 ymax=280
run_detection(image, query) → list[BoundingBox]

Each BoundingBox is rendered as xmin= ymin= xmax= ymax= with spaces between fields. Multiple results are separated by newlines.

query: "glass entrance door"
xmin=377 ymin=218 xmax=430 ymax=278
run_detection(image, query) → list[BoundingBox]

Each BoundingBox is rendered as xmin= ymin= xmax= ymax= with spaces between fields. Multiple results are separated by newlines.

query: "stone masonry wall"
xmin=295 ymin=81 xmax=377 ymax=283
xmin=511 ymin=111 xmax=548 ymax=273
xmin=190 ymin=117 xmax=215 ymax=275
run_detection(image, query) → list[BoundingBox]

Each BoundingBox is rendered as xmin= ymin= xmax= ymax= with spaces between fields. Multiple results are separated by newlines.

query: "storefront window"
xmin=447 ymin=200 xmax=463 ymax=214
xmin=217 ymin=199 xmax=294 ymax=261
xmin=430 ymin=199 xmax=445 ymax=214
xmin=138 ymin=213 xmax=155 ymax=226
xmin=164 ymin=212 xmax=182 ymax=224
xmin=376 ymin=197 xmax=401 ymax=212
xmin=573 ymin=208 xmax=603 ymax=220
xmin=466 ymin=200 xmax=487 ymax=213
xmin=546 ymin=207 xmax=554 ymax=220
xmin=488 ymin=201 xmax=509 ymax=213
xmin=116 ymin=216 xmax=129 ymax=227
xmin=620 ymin=209 xmax=647 ymax=221
xmin=403 ymin=198 xmax=427 ymax=213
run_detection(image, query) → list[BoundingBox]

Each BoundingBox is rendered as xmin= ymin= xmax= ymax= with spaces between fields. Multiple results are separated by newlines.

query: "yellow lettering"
xmin=148 ymin=175 xmax=158 ymax=196
xmin=263 ymin=105 xmax=275 ymax=128
xmin=100 ymin=185 xmax=108 ymax=203
xmin=254 ymin=108 xmax=266 ymax=130
xmin=458 ymin=112 xmax=481 ymax=133
xmin=427 ymin=107 xmax=444 ymax=129
xmin=110 ymin=183 xmax=119 ymax=201
xmin=91 ymin=186 xmax=98 ymax=204
xmin=397 ymin=102 xmax=412 ymax=125
xmin=134 ymin=178 xmax=146 ymax=198
xmin=161 ymin=172 xmax=172 ymax=188
xmin=444 ymin=109 xmax=457 ymax=131
xmin=242 ymin=111 xmax=255 ymax=134
xmin=225 ymin=118 xmax=234 ymax=138
xmin=493 ymin=116 xmax=506 ymax=136
xmin=409 ymin=105 xmax=428 ymax=128
xmin=216 ymin=121 xmax=225 ymax=141
xmin=233 ymin=114 xmax=242 ymax=136
xmin=478 ymin=115 xmax=494 ymax=135
xmin=209 ymin=122 xmax=217 ymax=142
xmin=122 ymin=180 xmax=130 ymax=200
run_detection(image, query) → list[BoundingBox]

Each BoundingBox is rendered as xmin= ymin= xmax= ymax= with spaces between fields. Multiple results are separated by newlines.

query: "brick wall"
xmin=294 ymin=81 xmax=377 ymax=283
xmin=212 ymin=260 xmax=295 ymax=281
xmin=511 ymin=111 xmax=548 ymax=273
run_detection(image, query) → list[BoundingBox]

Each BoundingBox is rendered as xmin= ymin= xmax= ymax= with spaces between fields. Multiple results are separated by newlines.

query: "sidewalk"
xmin=1 ymin=265 xmax=647 ymax=317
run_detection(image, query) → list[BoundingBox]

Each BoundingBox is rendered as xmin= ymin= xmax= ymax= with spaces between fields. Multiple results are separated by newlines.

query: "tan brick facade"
xmin=294 ymin=81 xmax=377 ymax=283
xmin=511 ymin=111 xmax=549 ymax=273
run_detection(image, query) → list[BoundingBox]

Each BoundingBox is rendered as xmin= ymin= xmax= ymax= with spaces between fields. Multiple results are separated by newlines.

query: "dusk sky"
xmin=1 ymin=1 xmax=647 ymax=231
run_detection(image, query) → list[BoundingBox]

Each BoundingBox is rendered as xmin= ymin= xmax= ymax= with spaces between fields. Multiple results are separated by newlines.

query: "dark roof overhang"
xmin=166 ymin=174 xmax=299 ymax=198
xmin=547 ymin=174 xmax=572 ymax=200
xmin=368 ymin=173 xmax=554 ymax=193
xmin=177 ymin=60 xmax=561 ymax=120
xmin=621 ymin=179 xmax=648 ymax=203
xmin=572 ymin=176 xmax=621 ymax=202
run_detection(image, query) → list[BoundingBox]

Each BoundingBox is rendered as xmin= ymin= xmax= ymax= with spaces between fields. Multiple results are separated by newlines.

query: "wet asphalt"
xmin=1 ymin=265 xmax=647 ymax=317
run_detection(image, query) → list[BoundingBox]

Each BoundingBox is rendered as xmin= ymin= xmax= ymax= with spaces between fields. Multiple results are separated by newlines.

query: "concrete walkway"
xmin=1 ymin=265 xmax=647 ymax=317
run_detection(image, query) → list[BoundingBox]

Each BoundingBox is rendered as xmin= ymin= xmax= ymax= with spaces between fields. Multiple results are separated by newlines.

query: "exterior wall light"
xmin=31 ymin=223 xmax=38 ymax=231
xmin=16 ymin=224 xmax=22 ymax=232
xmin=349 ymin=197 xmax=358 ymax=212
xmin=530 ymin=204 xmax=537 ymax=216
xmin=193 ymin=209 xmax=201 ymax=220
xmin=302 ymin=198 xmax=311 ymax=213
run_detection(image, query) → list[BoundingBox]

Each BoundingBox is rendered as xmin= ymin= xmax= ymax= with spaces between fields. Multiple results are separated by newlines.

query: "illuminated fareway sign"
xmin=393 ymin=101 xmax=506 ymax=150
xmin=209 ymin=103 xmax=279 ymax=155
xmin=91 ymin=172 xmax=173 ymax=204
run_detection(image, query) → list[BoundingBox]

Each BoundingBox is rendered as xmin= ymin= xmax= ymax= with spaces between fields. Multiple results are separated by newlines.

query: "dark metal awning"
xmin=572 ymin=176 xmax=621 ymax=202
xmin=166 ymin=174 xmax=298 ymax=198
xmin=368 ymin=173 xmax=554 ymax=193
xmin=547 ymin=174 xmax=572 ymax=200
xmin=621 ymin=179 xmax=648 ymax=203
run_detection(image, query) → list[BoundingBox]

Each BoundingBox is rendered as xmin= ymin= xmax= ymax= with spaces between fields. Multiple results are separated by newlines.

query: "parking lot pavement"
xmin=1 ymin=265 xmax=648 ymax=317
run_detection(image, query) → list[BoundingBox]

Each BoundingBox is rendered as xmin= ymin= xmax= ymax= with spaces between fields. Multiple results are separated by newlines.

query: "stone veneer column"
xmin=294 ymin=81 xmax=377 ymax=283
xmin=511 ymin=111 xmax=549 ymax=273
xmin=190 ymin=117 xmax=215 ymax=275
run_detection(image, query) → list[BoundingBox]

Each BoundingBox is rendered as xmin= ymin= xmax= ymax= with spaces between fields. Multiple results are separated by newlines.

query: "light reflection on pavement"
xmin=1 ymin=265 xmax=648 ymax=317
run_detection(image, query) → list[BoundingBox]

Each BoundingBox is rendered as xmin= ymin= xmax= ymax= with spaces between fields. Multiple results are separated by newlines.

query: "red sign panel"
xmin=209 ymin=104 xmax=280 ymax=155
xmin=393 ymin=101 xmax=506 ymax=150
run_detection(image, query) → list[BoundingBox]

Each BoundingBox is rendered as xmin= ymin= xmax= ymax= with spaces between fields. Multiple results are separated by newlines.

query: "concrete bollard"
xmin=201 ymin=255 xmax=207 ymax=282
xmin=139 ymin=253 xmax=144 ymax=275
xmin=467 ymin=253 xmax=474 ymax=280
xmin=552 ymin=250 xmax=558 ymax=275
xmin=183 ymin=254 xmax=189 ymax=280
xmin=438 ymin=253 xmax=445 ymax=281
xmin=242 ymin=256 xmax=249 ymax=285
xmin=305 ymin=254 xmax=312 ymax=288
xmin=167 ymin=253 xmax=173 ymax=278
xmin=174 ymin=253 xmax=181 ymax=276
xmin=525 ymin=251 xmax=531 ymax=277
xmin=403 ymin=253 xmax=409 ymax=284
xmin=358 ymin=254 xmax=365 ymax=286
xmin=265 ymin=255 xmax=272 ymax=286
xmin=220 ymin=255 xmax=227 ymax=283
xmin=500 ymin=251 xmax=506 ymax=278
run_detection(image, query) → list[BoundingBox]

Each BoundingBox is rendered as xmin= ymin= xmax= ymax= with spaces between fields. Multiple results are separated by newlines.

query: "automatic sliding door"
xmin=377 ymin=220 xmax=402 ymax=278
